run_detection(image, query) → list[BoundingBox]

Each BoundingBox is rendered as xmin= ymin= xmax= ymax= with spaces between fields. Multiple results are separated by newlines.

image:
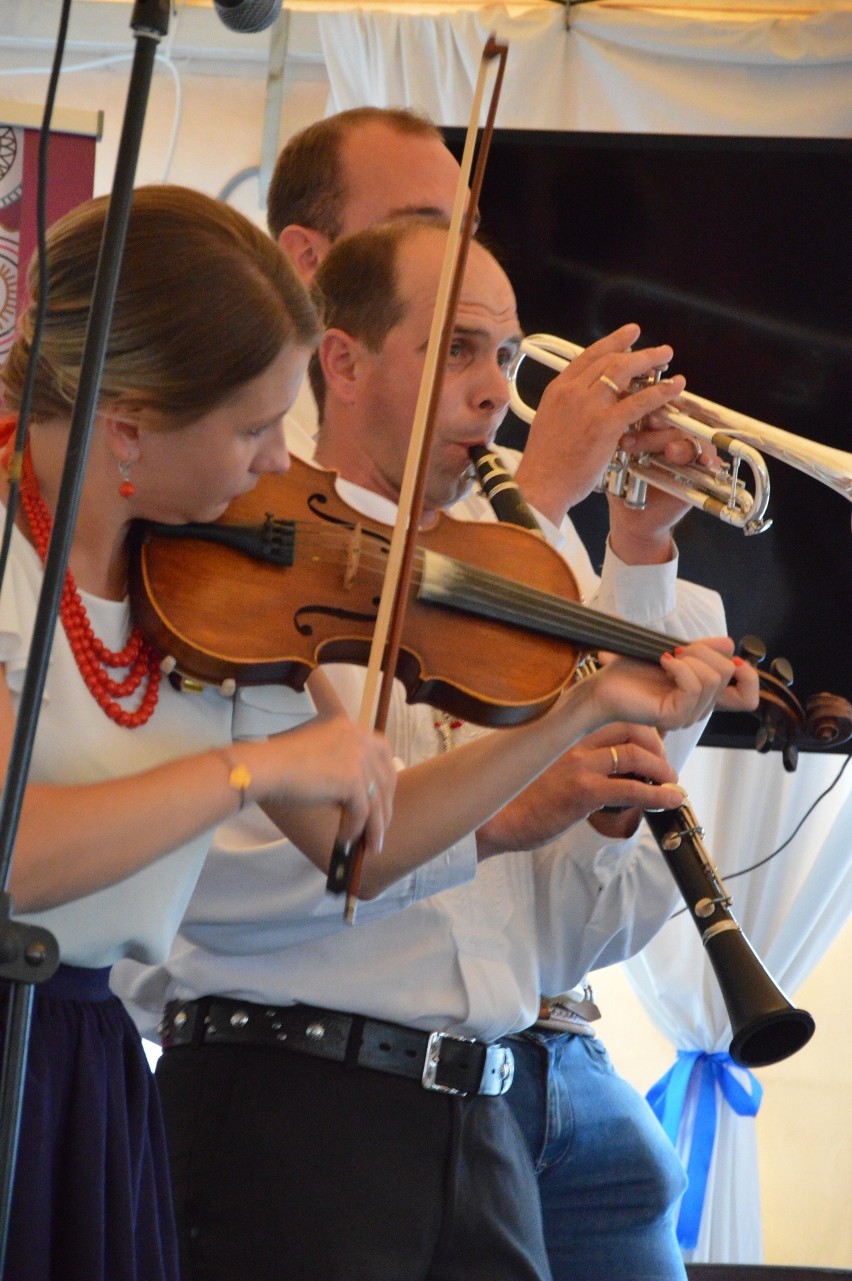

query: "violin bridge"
xmin=344 ymin=523 xmax=363 ymax=590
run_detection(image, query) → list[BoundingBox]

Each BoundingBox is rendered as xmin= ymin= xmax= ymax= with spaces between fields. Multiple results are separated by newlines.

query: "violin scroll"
xmin=803 ymin=691 xmax=852 ymax=748
xmin=737 ymin=634 xmax=852 ymax=772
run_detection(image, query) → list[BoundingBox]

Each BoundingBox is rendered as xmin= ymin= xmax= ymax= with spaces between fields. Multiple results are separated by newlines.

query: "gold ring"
xmin=609 ymin=745 xmax=620 ymax=775
xmin=599 ymin=374 xmax=620 ymax=396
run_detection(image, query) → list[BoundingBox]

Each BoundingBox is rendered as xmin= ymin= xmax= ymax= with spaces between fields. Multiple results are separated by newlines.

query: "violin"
xmin=131 ymin=456 xmax=698 ymax=728
xmin=131 ymin=455 xmax=852 ymax=754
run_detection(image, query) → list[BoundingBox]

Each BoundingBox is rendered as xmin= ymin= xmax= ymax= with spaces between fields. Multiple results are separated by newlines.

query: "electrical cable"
xmin=668 ymin=751 xmax=851 ymax=920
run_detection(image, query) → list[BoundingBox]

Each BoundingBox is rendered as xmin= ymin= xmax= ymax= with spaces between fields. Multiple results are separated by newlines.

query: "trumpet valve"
xmin=601 ymin=446 xmax=651 ymax=510
xmin=598 ymin=448 xmax=633 ymax=500
xmin=624 ymin=468 xmax=650 ymax=510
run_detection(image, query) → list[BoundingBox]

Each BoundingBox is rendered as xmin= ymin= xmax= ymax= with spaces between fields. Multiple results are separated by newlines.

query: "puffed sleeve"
xmin=0 ymin=529 xmax=44 ymax=692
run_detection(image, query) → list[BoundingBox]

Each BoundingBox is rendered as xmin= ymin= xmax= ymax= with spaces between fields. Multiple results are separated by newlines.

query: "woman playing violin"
xmin=1 ymin=188 xmax=754 ymax=1281
xmin=0 ymin=184 xmax=401 ymax=1281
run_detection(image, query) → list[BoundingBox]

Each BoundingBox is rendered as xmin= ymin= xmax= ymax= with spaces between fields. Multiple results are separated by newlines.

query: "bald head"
xmin=268 ymin=109 xmax=463 ymax=286
xmin=335 ymin=120 xmax=462 ymax=237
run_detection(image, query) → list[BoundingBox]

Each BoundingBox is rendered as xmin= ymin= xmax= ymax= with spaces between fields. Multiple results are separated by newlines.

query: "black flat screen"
xmin=445 ymin=129 xmax=852 ymax=753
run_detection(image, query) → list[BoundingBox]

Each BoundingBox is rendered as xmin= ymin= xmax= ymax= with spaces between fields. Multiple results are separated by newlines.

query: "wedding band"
xmin=598 ymin=374 xmax=620 ymax=396
xmin=367 ymin=781 xmax=377 ymax=799
xmin=609 ymin=745 xmax=620 ymax=775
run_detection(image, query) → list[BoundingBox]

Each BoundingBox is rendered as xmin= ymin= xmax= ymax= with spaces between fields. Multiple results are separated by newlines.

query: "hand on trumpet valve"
xmin=513 ymin=322 xmax=685 ymax=525
xmin=619 ymin=418 xmax=717 ymax=473
xmin=606 ymin=408 xmax=730 ymax=563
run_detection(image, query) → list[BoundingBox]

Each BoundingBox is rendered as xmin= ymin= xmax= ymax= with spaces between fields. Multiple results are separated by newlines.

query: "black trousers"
xmin=156 ymin=1040 xmax=552 ymax=1281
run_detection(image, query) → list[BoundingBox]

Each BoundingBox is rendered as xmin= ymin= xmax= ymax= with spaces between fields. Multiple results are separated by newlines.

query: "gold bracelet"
xmin=218 ymin=748 xmax=252 ymax=811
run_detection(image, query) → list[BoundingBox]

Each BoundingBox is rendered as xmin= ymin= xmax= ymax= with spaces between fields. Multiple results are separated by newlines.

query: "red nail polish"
xmin=672 ymin=646 xmax=684 ymax=656
xmin=732 ymin=656 xmax=745 ymax=667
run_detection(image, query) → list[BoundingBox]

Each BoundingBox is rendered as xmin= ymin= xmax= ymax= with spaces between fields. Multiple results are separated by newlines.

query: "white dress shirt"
xmin=113 ymin=421 xmax=725 ymax=1040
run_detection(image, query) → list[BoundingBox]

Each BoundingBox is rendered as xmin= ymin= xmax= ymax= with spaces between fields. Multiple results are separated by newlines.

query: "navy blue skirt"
xmin=0 ymin=964 xmax=180 ymax=1281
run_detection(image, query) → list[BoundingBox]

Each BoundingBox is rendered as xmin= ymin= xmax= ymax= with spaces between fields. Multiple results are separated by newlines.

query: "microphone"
xmin=214 ymin=0 xmax=282 ymax=33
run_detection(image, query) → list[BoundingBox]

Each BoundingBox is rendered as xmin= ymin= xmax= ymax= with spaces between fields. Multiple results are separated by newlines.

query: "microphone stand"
xmin=0 ymin=2 xmax=169 ymax=1266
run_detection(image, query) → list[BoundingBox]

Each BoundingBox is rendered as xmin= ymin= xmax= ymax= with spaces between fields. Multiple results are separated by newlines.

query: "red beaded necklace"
xmin=17 ymin=439 xmax=162 ymax=728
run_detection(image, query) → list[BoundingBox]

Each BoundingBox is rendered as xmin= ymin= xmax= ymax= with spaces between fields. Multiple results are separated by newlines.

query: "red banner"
xmin=0 ymin=122 xmax=97 ymax=361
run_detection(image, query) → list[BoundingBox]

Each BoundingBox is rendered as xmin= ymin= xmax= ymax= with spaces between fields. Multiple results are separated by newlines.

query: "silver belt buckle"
xmin=421 ymin=1030 xmax=474 ymax=1095
xmin=421 ymin=1032 xmax=514 ymax=1096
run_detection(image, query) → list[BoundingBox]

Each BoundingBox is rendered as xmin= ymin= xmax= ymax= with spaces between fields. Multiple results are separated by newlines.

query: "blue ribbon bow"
xmin=647 ymin=1050 xmax=763 ymax=1249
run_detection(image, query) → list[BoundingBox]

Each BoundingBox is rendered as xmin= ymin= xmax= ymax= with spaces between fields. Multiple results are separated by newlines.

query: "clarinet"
xmin=469 ymin=445 xmax=815 ymax=1068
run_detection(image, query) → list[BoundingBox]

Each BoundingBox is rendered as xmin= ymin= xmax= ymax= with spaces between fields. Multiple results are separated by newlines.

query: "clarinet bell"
xmin=706 ymin=927 xmax=815 ymax=1067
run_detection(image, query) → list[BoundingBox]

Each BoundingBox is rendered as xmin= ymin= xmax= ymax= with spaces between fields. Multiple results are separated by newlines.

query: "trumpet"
xmin=509 ymin=334 xmax=852 ymax=536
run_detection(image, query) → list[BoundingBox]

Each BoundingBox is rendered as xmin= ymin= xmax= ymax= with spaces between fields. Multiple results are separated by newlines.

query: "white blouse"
xmin=0 ymin=510 xmax=315 ymax=968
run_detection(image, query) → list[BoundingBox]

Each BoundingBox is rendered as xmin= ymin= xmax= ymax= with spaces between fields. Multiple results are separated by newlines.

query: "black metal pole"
xmin=0 ymin=3 xmax=169 ymax=1268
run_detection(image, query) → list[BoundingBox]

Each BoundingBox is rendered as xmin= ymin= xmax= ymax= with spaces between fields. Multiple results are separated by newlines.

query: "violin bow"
xmin=325 ymin=35 xmax=509 ymax=920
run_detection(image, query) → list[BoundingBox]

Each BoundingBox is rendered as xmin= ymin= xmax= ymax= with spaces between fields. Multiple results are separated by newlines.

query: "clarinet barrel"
xmin=469 ymin=445 xmax=544 ymax=532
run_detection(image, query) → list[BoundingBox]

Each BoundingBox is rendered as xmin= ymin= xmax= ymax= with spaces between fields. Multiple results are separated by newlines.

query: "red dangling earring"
xmin=118 ymin=460 xmax=136 ymax=499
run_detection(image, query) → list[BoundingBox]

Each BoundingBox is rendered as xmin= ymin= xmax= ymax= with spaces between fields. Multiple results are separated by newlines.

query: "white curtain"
xmin=628 ymin=746 xmax=852 ymax=1261
xmin=282 ymin=1 xmax=852 ymax=135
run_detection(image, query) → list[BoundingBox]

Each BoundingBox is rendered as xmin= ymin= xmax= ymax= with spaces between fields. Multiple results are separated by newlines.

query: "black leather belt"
xmin=160 ymin=997 xmax=514 ymax=1098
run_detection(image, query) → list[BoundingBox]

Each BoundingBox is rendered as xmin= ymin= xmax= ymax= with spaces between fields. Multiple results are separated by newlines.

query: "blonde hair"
xmin=2 ymin=184 xmax=320 ymax=428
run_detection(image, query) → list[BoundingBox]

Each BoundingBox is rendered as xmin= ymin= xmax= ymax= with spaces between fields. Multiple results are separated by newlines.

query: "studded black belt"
xmin=160 ymin=997 xmax=514 ymax=1098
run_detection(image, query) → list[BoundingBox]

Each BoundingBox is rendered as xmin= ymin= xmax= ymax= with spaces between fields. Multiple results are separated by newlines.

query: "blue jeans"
xmin=505 ymin=1030 xmax=687 ymax=1281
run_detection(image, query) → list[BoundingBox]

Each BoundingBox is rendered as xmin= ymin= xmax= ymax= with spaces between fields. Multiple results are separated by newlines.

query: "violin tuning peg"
xmin=738 ymin=634 xmax=766 ymax=666
xmin=782 ymin=741 xmax=799 ymax=773
xmin=755 ymin=723 xmax=773 ymax=753
xmin=770 ymin=657 xmax=794 ymax=686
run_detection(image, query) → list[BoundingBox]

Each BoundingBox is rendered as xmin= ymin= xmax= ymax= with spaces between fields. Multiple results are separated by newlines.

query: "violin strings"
xmin=279 ymin=521 xmax=680 ymax=658
xmin=231 ymin=518 xmax=681 ymax=662
xmin=283 ymin=520 xmax=683 ymax=661
xmin=424 ymin=557 xmax=680 ymax=661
